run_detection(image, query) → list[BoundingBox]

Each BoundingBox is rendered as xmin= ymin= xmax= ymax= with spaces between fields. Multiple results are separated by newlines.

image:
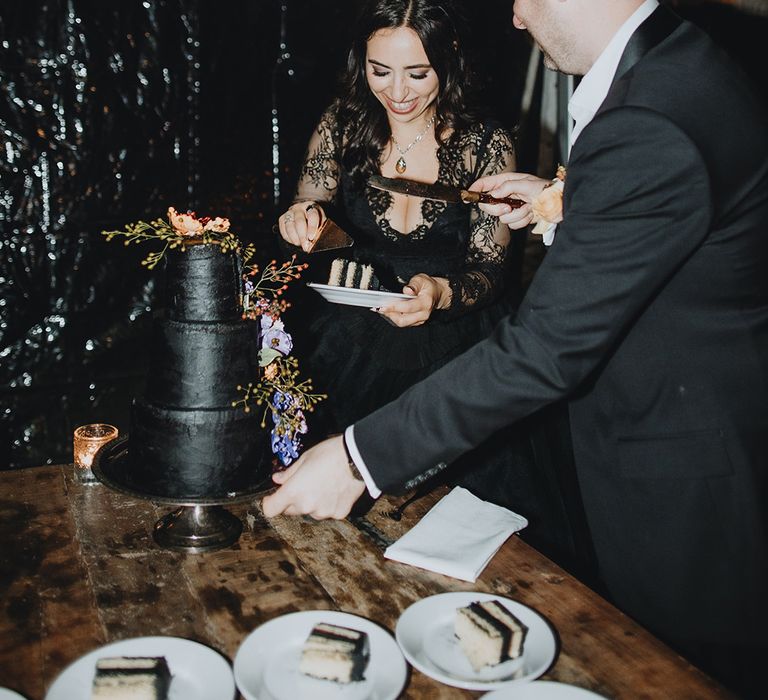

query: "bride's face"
xmin=365 ymin=26 xmax=440 ymax=125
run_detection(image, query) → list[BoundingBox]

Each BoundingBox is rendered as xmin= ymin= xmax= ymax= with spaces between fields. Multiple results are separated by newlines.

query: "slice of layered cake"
xmin=298 ymin=622 xmax=370 ymax=683
xmin=91 ymin=656 xmax=172 ymax=699
xmin=455 ymin=600 xmax=528 ymax=672
xmin=328 ymin=258 xmax=380 ymax=290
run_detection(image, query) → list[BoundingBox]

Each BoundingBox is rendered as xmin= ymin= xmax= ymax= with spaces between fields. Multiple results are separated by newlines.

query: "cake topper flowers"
xmin=103 ymin=207 xmax=241 ymax=269
xmin=234 ymin=256 xmax=326 ymax=468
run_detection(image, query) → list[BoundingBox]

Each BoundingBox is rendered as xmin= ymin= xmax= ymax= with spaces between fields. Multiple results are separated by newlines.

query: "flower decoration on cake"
xmin=103 ymin=207 xmax=241 ymax=269
xmin=104 ymin=209 xmax=325 ymax=469
xmin=235 ymin=256 xmax=326 ymax=467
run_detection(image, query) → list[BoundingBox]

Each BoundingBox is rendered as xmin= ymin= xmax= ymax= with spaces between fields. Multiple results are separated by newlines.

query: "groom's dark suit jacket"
xmin=355 ymin=7 xmax=768 ymax=651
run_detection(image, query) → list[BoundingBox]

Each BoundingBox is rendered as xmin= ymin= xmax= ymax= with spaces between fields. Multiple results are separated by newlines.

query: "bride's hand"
xmin=377 ymin=273 xmax=448 ymax=327
xmin=277 ymin=201 xmax=322 ymax=252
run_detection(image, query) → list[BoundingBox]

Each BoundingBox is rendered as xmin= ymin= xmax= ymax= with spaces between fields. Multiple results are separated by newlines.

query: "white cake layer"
xmin=359 ymin=265 xmax=374 ymax=290
xmin=299 ymin=649 xmax=357 ymax=683
xmin=328 ymin=258 xmax=345 ymax=286
xmin=344 ymin=262 xmax=358 ymax=287
xmin=91 ymin=676 xmax=164 ymax=700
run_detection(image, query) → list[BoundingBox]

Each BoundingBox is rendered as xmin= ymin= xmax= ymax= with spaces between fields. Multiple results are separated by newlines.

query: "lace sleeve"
xmin=294 ymin=105 xmax=342 ymax=205
xmin=446 ymin=126 xmax=516 ymax=314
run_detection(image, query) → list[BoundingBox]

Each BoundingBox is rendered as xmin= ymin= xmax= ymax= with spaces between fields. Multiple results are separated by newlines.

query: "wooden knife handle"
xmin=477 ymin=193 xmax=526 ymax=208
xmin=461 ymin=190 xmax=526 ymax=209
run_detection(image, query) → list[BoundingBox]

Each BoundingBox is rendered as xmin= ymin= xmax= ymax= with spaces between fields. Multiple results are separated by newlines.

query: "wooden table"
xmin=0 ymin=465 xmax=730 ymax=699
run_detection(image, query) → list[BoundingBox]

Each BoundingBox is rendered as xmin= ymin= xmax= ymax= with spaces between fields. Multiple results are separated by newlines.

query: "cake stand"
xmin=92 ymin=435 xmax=274 ymax=553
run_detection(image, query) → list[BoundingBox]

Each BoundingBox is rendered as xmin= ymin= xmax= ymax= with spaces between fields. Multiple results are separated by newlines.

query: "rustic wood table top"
xmin=0 ymin=465 xmax=731 ymax=699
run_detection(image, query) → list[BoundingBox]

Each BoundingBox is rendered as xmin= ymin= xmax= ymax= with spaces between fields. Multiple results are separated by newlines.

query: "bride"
xmin=277 ymin=0 xmax=518 ymax=432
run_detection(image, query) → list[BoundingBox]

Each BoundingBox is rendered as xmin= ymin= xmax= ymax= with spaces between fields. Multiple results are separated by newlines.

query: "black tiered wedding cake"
xmin=123 ymin=242 xmax=272 ymax=501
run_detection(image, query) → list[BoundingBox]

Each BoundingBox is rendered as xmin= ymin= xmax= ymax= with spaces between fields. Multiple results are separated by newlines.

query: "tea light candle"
xmin=73 ymin=424 xmax=118 ymax=483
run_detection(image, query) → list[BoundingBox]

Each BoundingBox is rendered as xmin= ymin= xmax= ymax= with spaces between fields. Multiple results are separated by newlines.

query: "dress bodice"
xmin=341 ymin=174 xmax=469 ymax=290
xmin=295 ymin=104 xmax=516 ymax=312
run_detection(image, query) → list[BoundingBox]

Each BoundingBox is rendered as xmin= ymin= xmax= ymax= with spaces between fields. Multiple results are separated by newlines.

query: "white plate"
xmin=0 ymin=689 xmax=28 ymax=700
xmin=396 ymin=592 xmax=557 ymax=691
xmin=482 ymin=680 xmax=609 ymax=699
xmin=234 ymin=610 xmax=407 ymax=700
xmin=44 ymin=636 xmax=235 ymax=700
xmin=307 ymin=282 xmax=413 ymax=308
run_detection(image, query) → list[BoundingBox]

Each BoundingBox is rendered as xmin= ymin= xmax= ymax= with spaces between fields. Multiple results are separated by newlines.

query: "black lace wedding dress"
xmin=289 ymin=105 xmax=594 ymax=574
xmin=293 ymin=106 xmax=518 ymax=426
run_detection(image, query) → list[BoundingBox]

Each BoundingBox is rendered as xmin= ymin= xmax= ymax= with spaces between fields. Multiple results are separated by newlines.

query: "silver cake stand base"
xmin=153 ymin=505 xmax=243 ymax=552
xmin=92 ymin=436 xmax=273 ymax=553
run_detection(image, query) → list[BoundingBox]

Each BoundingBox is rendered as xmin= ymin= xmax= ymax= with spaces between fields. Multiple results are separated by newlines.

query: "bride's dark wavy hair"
xmin=337 ymin=0 xmax=480 ymax=185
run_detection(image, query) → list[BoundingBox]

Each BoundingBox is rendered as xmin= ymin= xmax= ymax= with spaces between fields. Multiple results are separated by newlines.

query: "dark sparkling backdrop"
xmin=1 ymin=1 xmax=764 ymax=469
xmin=0 ymin=0 xmax=529 ymax=468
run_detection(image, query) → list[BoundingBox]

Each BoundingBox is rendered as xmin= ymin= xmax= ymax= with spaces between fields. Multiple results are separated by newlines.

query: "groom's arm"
xmin=354 ymin=106 xmax=711 ymax=491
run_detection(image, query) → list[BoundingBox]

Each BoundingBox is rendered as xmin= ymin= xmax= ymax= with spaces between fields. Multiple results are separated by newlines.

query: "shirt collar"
xmin=568 ymin=0 xmax=658 ymax=148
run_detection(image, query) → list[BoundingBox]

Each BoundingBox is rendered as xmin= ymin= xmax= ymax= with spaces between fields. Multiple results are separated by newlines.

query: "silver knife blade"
xmin=368 ymin=174 xmax=525 ymax=208
xmin=369 ymin=174 xmax=464 ymax=203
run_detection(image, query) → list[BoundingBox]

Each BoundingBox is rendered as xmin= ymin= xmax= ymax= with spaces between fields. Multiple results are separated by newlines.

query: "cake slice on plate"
xmin=299 ymin=622 xmax=370 ymax=683
xmin=455 ymin=600 xmax=528 ymax=672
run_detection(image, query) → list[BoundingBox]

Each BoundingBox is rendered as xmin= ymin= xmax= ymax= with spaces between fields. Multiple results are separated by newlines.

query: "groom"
xmin=263 ymin=0 xmax=768 ymax=693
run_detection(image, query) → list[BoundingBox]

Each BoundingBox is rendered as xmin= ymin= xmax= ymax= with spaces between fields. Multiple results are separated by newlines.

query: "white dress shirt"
xmin=542 ymin=0 xmax=658 ymax=246
xmin=349 ymin=0 xmax=660 ymax=497
xmin=568 ymin=0 xmax=658 ymax=146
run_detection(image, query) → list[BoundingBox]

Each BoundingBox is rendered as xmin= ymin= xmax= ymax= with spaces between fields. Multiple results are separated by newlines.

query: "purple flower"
xmin=270 ymin=390 xmax=294 ymax=413
xmin=244 ymin=279 xmax=255 ymax=294
xmin=271 ymin=429 xmax=301 ymax=466
xmin=260 ymin=313 xmax=283 ymax=332
xmin=262 ymin=327 xmax=292 ymax=355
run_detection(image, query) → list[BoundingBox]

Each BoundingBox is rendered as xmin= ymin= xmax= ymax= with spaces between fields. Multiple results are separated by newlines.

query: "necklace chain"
xmin=392 ymin=114 xmax=436 ymax=174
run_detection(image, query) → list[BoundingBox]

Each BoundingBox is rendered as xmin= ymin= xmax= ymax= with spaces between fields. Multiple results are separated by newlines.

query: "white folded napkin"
xmin=384 ymin=486 xmax=528 ymax=582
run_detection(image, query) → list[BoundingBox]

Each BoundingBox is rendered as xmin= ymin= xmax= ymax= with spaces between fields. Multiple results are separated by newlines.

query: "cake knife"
xmin=369 ymin=174 xmax=526 ymax=208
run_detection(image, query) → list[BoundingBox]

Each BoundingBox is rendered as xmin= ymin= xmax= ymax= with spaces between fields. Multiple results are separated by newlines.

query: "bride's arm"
xmin=445 ymin=126 xmax=516 ymax=313
xmin=278 ymin=105 xmax=342 ymax=251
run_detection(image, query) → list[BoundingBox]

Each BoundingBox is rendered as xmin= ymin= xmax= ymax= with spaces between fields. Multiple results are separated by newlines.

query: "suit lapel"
xmin=612 ymin=5 xmax=682 ymax=87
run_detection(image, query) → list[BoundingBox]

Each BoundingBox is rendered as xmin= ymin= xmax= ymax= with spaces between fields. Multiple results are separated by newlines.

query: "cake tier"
xmin=164 ymin=243 xmax=242 ymax=322
xmin=144 ymin=319 xmax=259 ymax=409
xmin=127 ymin=400 xmax=272 ymax=500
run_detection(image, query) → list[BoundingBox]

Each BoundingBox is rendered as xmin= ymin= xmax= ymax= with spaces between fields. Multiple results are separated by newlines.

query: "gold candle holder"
xmin=73 ymin=424 xmax=118 ymax=484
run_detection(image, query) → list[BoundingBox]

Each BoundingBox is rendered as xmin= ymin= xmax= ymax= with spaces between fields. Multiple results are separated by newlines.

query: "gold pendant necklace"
xmin=392 ymin=114 xmax=436 ymax=174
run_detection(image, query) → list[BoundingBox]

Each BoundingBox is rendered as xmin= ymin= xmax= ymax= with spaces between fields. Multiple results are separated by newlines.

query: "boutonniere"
xmin=531 ymin=165 xmax=566 ymax=235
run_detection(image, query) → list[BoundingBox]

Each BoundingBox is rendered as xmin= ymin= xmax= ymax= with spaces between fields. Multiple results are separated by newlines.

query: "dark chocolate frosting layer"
xmin=129 ymin=400 xmax=272 ymax=500
xmin=144 ymin=319 xmax=260 ymax=408
xmin=164 ymin=243 xmax=242 ymax=322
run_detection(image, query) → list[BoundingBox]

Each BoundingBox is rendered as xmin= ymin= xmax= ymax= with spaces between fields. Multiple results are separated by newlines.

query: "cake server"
xmin=369 ymin=174 xmax=525 ymax=208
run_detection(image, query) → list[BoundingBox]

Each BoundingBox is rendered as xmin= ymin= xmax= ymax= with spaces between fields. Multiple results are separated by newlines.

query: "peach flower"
xmin=531 ymin=166 xmax=566 ymax=235
xmin=263 ymin=362 xmax=279 ymax=381
xmin=168 ymin=207 xmax=203 ymax=236
xmin=204 ymin=216 xmax=230 ymax=233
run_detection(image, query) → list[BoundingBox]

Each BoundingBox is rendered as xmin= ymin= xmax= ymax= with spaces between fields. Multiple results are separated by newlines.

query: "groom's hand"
xmin=470 ymin=172 xmax=549 ymax=228
xmin=261 ymin=435 xmax=366 ymax=520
